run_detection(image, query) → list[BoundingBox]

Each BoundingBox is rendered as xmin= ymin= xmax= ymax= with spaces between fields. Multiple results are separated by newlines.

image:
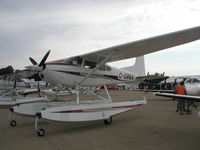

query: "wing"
xmin=75 ymin=26 xmax=200 ymax=63
xmin=135 ymin=89 xmax=174 ymax=93
xmin=154 ymin=92 xmax=200 ymax=102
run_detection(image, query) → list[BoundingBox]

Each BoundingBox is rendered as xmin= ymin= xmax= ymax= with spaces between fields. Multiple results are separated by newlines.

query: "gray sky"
xmin=1 ymin=0 xmax=200 ymax=76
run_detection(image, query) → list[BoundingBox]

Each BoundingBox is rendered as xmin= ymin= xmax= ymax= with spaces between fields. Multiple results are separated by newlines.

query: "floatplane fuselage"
xmin=41 ymin=61 xmax=137 ymax=87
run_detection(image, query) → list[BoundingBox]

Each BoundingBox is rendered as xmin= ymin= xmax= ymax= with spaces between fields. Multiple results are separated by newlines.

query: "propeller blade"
xmin=29 ymin=57 xmax=38 ymax=65
xmin=39 ymin=50 xmax=51 ymax=67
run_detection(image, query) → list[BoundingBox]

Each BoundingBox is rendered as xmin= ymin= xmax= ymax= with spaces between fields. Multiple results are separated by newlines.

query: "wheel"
xmin=10 ymin=120 xmax=17 ymax=127
xmin=37 ymin=128 xmax=45 ymax=137
xmin=104 ymin=116 xmax=112 ymax=125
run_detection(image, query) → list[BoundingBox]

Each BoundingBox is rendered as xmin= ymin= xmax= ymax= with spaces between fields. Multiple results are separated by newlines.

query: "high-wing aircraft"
xmin=9 ymin=26 xmax=200 ymax=136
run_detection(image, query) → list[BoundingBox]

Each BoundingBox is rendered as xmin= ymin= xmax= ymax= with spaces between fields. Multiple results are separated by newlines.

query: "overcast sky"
xmin=0 ymin=0 xmax=200 ymax=76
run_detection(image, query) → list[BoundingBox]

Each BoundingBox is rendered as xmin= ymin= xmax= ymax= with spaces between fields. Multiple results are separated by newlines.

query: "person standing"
xmin=175 ymin=81 xmax=186 ymax=115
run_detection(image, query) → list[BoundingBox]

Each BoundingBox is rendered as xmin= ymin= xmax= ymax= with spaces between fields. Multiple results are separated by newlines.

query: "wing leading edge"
xmin=76 ymin=26 xmax=200 ymax=63
xmin=154 ymin=92 xmax=200 ymax=102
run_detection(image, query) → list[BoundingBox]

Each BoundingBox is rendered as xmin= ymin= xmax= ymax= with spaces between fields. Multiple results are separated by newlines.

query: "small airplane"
xmin=155 ymin=77 xmax=200 ymax=101
xmin=0 ymin=80 xmax=48 ymax=109
xmin=9 ymin=26 xmax=200 ymax=136
xmin=0 ymin=69 xmax=37 ymax=89
xmin=0 ymin=71 xmax=48 ymax=109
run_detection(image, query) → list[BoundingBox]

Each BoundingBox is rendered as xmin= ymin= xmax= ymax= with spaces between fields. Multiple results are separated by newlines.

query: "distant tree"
xmin=0 ymin=66 xmax=14 ymax=76
xmin=154 ymin=72 xmax=160 ymax=76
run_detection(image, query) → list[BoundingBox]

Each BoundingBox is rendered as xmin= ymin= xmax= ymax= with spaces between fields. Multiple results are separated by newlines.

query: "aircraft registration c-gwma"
xmin=10 ymin=26 xmax=200 ymax=136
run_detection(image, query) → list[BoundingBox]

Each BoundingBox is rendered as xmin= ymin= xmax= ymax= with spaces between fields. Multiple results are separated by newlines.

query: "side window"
xmin=99 ymin=65 xmax=112 ymax=71
xmin=99 ymin=65 xmax=106 ymax=71
xmin=84 ymin=60 xmax=96 ymax=69
xmin=72 ymin=57 xmax=83 ymax=66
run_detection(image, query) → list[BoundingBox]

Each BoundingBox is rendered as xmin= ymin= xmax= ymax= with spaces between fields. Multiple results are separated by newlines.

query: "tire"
xmin=138 ymin=84 xmax=144 ymax=89
xmin=10 ymin=120 xmax=17 ymax=127
xmin=104 ymin=116 xmax=112 ymax=125
xmin=37 ymin=128 xmax=45 ymax=137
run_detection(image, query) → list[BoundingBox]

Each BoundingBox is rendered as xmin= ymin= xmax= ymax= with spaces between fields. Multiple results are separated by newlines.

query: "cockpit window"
xmin=52 ymin=57 xmax=83 ymax=66
xmin=193 ymin=78 xmax=200 ymax=83
xmin=72 ymin=57 xmax=83 ymax=66
xmin=185 ymin=79 xmax=192 ymax=83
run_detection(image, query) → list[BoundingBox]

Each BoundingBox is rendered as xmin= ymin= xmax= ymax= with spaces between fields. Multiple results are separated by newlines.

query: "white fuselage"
xmin=184 ymin=78 xmax=200 ymax=96
xmin=40 ymin=62 xmax=137 ymax=87
xmin=185 ymin=84 xmax=200 ymax=96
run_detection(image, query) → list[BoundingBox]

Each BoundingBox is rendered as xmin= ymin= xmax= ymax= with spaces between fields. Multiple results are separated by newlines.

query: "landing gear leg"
xmin=35 ymin=113 xmax=45 ymax=137
xmin=76 ymin=85 xmax=80 ymax=105
xmin=104 ymin=85 xmax=112 ymax=103
xmin=8 ymin=107 xmax=17 ymax=127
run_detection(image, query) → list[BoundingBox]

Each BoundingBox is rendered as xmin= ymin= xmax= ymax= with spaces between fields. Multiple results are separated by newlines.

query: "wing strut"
xmin=104 ymin=85 xmax=112 ymax=102
xmin=78 ymin=50 xmax=117 ymax=85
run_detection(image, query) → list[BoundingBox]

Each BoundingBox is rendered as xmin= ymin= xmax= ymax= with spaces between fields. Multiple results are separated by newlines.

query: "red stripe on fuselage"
xmin=46 ymin=62 xmax=76 ymax=66
xmin=54 ymin=70 xmax=83 ymax=76
xmin=52 ymin=104 xmax=143 ymax=113
xmin=53 ymin=70 xmax=121 ymax=81
xmin=53 ymin=109 xmax=83 ymax=113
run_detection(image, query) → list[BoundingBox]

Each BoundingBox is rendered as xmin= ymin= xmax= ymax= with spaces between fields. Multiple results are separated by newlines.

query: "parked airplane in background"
xmin=17 ymin=87 xmax=74 ymax=97
xmin=0 ymin=78 xmax=47 ymax=90
xmin=155 ymin=77 xmax=200 ymax=101
xmin=21 ymin=79 xmax=47 ymax=88
xmin=9 ymin=26 xmax=200 ymax=136
xmin=0 ymin=70 xmax=49 ymax=109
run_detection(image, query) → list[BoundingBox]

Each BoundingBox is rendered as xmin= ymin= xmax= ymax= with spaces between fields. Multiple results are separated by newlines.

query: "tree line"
xmin=0 ymin=66 xmax=14 ymax=76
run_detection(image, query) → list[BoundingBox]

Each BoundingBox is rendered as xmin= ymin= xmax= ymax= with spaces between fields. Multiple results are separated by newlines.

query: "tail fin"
xmin=122 ymin=56 xmax=145 ymax=76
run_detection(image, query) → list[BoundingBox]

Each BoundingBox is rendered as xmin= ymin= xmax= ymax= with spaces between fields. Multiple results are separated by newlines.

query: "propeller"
xmin=39 ymin=50 xmax=50 ymax=67
xmin=27 ymin=50 xmax=51 ymax=71
xmin=25 ymin=50 xmax=51 ymax=94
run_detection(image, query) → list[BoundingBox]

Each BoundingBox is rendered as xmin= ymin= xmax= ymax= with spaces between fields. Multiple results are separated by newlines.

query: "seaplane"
xmin=9 ymin=26 xmax=200 ymax=136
